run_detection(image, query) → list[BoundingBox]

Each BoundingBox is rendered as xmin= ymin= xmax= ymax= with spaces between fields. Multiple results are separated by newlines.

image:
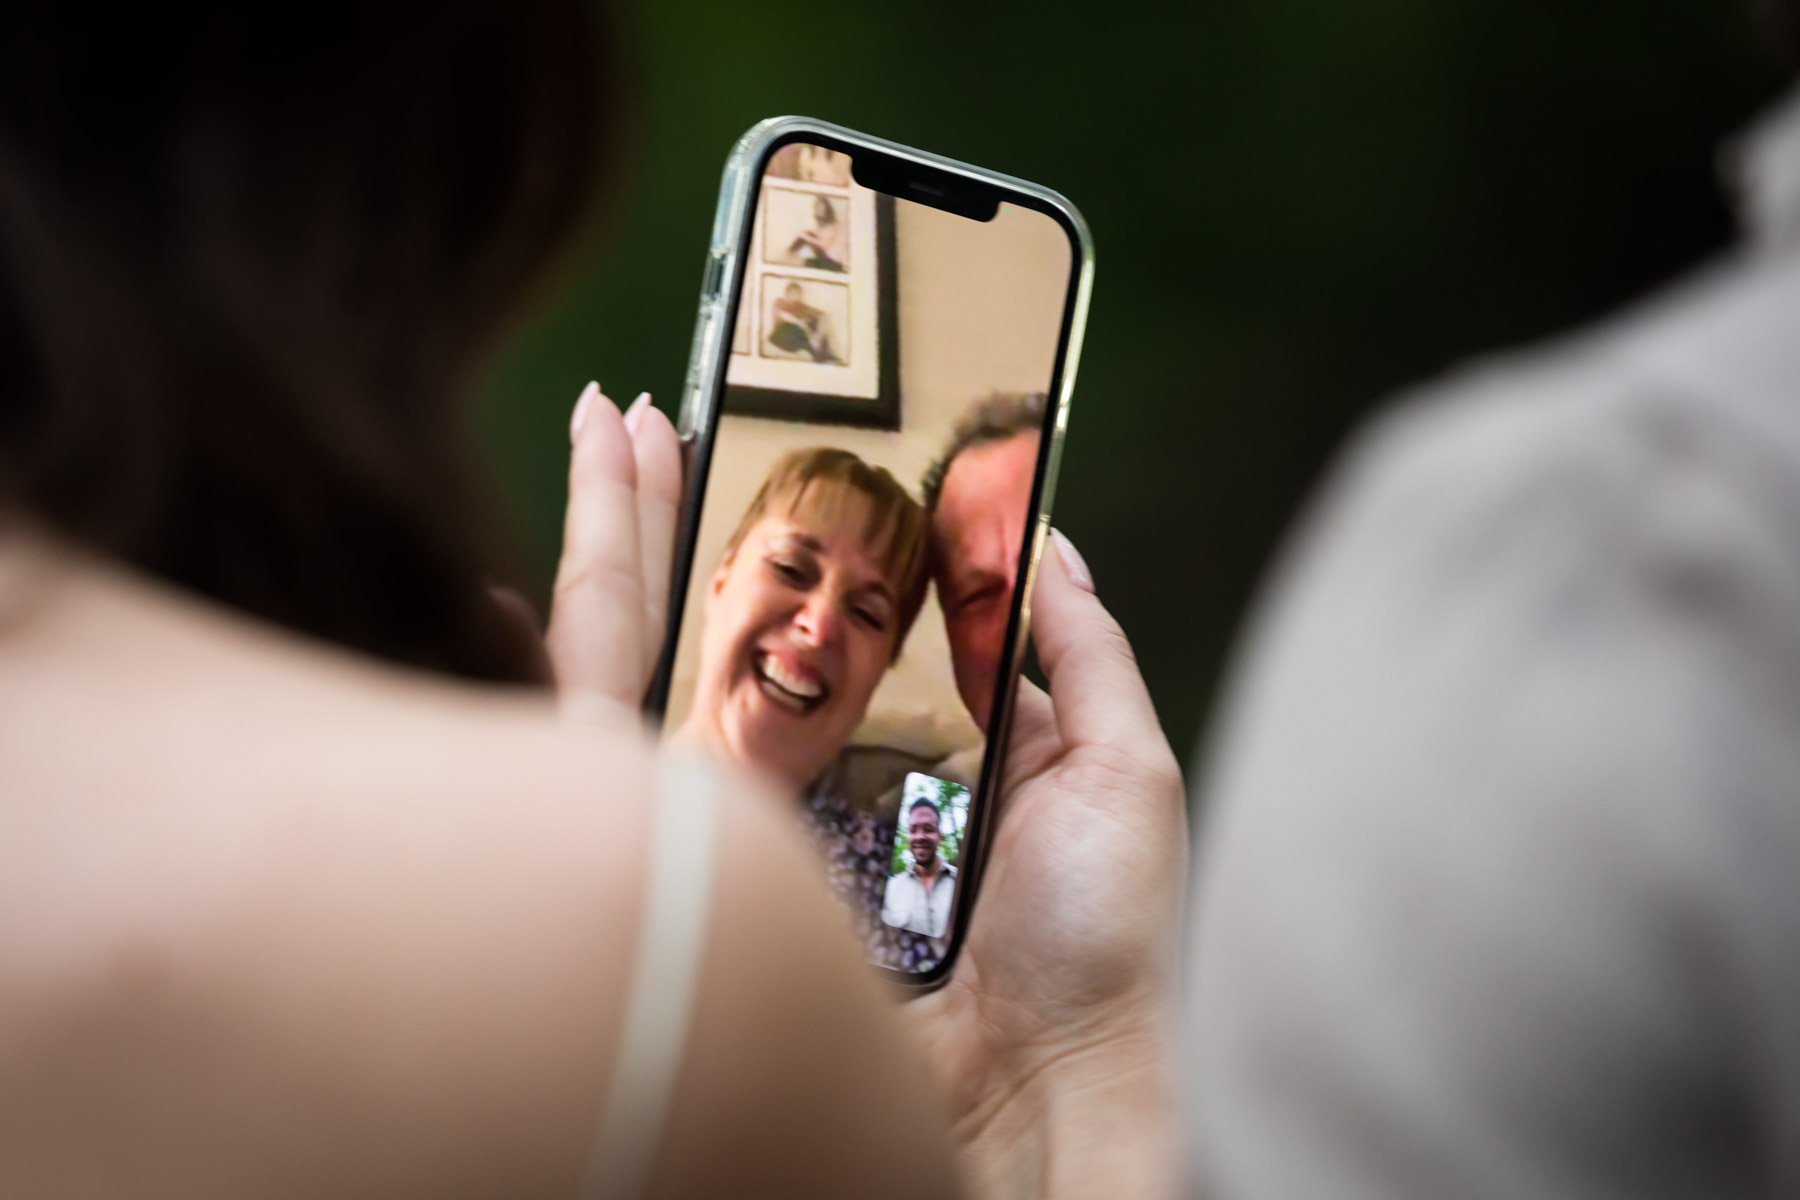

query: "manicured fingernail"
xmin=570 ymin=381 xmax=600 ymax=443
xmin=1051 ymin=528 xmax=1093 ymax=592
xmin=624 ymin=391 xmax=652 ymax=436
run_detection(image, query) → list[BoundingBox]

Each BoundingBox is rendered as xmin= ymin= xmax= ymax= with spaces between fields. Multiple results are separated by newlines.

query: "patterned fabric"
xmin=800 ymin=784 xmax=938 ymax=974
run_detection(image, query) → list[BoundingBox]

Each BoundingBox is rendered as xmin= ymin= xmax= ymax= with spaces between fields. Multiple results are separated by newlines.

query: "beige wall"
xmin=667 ymin=199 xmax=1072 ymax=760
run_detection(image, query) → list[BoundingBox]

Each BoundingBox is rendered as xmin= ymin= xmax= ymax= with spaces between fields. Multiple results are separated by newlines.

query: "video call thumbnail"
xmin=881 ymin=773 xmax=971 ymax=942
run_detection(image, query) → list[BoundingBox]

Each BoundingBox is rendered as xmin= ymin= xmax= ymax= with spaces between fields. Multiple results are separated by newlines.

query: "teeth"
xmin=760 ymin=681 xmax=807 ymax=713
xmin=761 ymin=655 xmax=822 ymax=699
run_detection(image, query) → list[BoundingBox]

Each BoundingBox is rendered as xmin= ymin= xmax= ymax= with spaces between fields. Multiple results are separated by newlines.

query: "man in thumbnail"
xmin=921 ymin=391 xmax=1046 ymax=731
xmin=881 ymin=798 xmax=957 ymax=939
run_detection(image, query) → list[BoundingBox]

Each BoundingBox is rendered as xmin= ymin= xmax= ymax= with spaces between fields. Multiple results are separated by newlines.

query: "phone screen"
xmin=660 ymin=137 xmax=1077 ymax=977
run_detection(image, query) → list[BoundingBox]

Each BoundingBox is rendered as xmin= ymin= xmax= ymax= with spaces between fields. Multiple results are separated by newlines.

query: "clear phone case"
xmin=665 ymin=117 xmax=1094 ymax=990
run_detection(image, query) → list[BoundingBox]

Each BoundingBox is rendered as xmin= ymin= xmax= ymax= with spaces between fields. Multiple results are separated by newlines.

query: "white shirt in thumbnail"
xmin=880 ymin=862 xmax=956 ymax=939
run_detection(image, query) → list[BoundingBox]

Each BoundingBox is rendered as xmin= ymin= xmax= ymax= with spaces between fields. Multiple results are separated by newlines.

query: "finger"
xmin=1029 ymin=529 xmax=1167 ymax=759
xmin=546 ymin=382 xmax=647 ymax=721
xmin=626 ymin=394 xmax=683 ymax=677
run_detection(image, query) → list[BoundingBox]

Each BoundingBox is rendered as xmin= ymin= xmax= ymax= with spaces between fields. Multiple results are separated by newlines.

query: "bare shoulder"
xmin=0 ymin=548 xmax=669 ymax=1193
xmin=0 ymin=545 xmax=667 ymax=943
xmin=0 ymin=548 xmax=959 ymax=1197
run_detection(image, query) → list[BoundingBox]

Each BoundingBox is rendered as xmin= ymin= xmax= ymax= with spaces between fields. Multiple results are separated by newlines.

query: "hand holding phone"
xmin=906 ymin=536 xmax=1190 ymax=1195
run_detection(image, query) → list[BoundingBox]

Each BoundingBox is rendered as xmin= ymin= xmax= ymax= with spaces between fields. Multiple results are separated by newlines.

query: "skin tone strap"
xmin=576 ymin=753 xmax=720 ymax=1200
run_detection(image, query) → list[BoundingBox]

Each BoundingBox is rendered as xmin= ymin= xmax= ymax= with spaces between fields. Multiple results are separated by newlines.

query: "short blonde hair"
xmin=722 ymin=447 xmax=930 ymax=659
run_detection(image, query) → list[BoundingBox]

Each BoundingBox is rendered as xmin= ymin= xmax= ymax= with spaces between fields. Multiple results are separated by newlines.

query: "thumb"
xmin=1029 ymin=529 xmax=1166 ymax=760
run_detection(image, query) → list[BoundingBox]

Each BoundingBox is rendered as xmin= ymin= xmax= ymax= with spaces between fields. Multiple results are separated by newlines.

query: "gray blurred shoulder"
xmin=1268 ymin=248 xmax=1800 ymax=690
xmin=1192 ymin=249 xmax=1800 ymax=1200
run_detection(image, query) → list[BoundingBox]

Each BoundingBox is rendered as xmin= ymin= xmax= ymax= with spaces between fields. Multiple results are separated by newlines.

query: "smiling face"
xmin=932 ymin=431 xmax=1040 ymax=730
xmin=686 ymin=468 xmax=926 ymax=792
xmin=908 ymin=803 xmax=943 ymax=870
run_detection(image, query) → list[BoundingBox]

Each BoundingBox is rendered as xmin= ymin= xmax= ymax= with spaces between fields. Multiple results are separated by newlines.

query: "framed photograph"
xmin=765 ymin=141 xmax=853 ymax=186
xmin=759 ymin=274 xmax=850 ymax=364
xmin=725 ymin=143 xmax=900 ymax=430
xmin=762 ymin=188 xmax=850 ymax=273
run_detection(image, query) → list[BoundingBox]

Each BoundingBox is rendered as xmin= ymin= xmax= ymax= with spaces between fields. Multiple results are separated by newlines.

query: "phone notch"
xmin=850 ymin=153 xmax=1000 ymax=222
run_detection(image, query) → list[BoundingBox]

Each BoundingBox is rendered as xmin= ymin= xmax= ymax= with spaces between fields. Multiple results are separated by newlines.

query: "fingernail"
xmin=1051 ymin=528 xmax=1094 ymax=592
xmin=570 ymin=381 xmax=600 ymax=443
xmin=624 ymin=391 xmax=652 ymax=436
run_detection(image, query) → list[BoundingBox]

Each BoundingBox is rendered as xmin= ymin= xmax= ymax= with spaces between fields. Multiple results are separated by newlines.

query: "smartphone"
xmin=647 ymin=117 xmax=1092 ymax=990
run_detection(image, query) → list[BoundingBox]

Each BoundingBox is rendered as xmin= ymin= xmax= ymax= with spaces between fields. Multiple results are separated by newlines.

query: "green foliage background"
xmin=479 ymin=0 xmax=1785 ymax=775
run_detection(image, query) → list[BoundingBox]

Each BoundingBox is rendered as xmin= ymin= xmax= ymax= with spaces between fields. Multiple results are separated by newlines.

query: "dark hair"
xmin=0 ymin=1 xmax=620 ymax=682
xmin=920 ymin=391 xmax=1047 ymax=513
xmin=1759 ymin=0 xmax=1800 ymax=63
xmin=907 ymin=797 xmax=941 ymax=820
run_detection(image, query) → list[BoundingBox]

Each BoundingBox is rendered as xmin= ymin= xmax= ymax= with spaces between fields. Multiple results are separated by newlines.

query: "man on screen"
xmin=881 ymin=798 xmax=957 ymax=939
xmin=852 ymin=391 xmax=1043 ymax=959
xmin=922 ymin=391 xmax=1044 ymax=731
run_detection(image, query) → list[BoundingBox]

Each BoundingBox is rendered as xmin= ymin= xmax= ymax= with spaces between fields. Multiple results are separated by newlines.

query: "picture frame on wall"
xmin=725 ymin=143 xmax=901 ymax=430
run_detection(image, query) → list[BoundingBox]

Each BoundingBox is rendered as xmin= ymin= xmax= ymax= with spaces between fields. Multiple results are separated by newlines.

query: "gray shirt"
xmin=1188 ymin=91 xmax=1800 ymax=1199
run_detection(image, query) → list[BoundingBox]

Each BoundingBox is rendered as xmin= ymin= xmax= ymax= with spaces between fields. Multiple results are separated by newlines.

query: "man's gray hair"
xmin=921 ymin=391 xmax=1047 ymax=513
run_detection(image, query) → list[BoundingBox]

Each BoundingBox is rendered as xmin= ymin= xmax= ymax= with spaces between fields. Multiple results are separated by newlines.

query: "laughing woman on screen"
xmin=673 ymin=447 xmax=939 ymax=968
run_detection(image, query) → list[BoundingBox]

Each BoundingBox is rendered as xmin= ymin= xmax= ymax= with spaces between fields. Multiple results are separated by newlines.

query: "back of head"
xmin=0 ymin=0 xmax=618 ymax=680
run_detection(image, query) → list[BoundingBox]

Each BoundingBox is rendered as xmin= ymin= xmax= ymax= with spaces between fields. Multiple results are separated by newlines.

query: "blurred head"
xmin=0 ymin=1 xmax=619 ymax=680
xmin=687 ymin=448 xmax=929 ymax=791
xmin=922 ymin=392 xmax=1046 ymax=730
xmin=907 ymin=799 xmax=943 ymax=869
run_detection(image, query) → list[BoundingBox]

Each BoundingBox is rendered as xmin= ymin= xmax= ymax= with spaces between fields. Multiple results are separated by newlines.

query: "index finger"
xmin=546 ymin=382 xmax=647 ymax=721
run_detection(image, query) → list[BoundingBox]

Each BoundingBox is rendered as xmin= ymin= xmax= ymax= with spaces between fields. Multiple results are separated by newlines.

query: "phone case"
xmin=663 ymin=116 xmax=1095 ymax=991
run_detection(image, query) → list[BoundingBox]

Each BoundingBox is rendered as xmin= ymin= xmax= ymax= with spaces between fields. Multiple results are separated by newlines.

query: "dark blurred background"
xmin=478 ymin=0 xmax=1787 ymax=763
